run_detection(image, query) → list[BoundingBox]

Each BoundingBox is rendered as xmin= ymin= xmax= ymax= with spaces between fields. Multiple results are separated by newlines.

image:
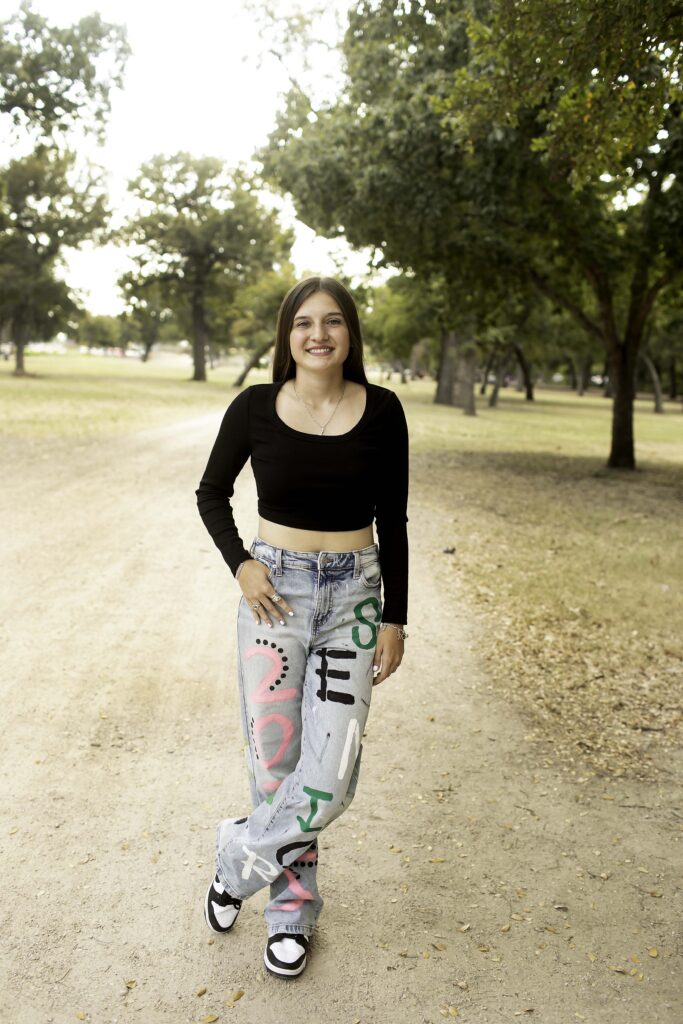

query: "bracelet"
xmin=235 ymin=560 xmax=247 ymax=579
xmin=379 ymin=622 xmax=408 ymax=640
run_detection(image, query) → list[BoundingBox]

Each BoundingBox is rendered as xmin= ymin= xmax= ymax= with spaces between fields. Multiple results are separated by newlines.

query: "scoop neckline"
xmin=270 ymin=379 xmax=371 ymax=441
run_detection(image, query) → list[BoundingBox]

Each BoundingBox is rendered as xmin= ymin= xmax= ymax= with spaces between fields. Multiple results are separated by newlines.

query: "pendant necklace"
xmin=292 ymin=380 xmax=346 ymax=435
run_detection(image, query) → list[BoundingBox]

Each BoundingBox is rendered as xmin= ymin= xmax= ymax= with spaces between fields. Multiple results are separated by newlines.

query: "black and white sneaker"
xmin=204 ymin=873 xmax=242 ymax=933
xmin=264 ymin=932 xmax=310 ymax=978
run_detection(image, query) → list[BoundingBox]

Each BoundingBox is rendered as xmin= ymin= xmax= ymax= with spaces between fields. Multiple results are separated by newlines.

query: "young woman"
xmin=195 ymin=276 xmax=409 ymax=979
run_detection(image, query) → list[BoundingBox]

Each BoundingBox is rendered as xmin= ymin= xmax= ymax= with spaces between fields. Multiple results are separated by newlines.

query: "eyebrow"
xmin=294 ymin=312 xmax=344 ymax=321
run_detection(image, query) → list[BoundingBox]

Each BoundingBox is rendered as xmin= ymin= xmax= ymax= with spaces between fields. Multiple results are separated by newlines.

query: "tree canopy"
xmin=0 ymin=0 xmax=129 ymax=141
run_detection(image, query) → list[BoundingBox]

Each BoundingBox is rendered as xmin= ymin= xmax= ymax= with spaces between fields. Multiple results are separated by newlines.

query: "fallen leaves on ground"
xmin=418 ymin=451 xmax=683 ymax=781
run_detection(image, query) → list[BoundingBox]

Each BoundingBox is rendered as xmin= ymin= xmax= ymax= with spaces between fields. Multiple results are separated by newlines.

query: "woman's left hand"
xmin=372 ymin=627 xmax=405 ymax=686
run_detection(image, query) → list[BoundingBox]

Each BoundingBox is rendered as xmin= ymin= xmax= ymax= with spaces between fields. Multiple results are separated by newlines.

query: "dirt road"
xmin=1 ymin=410 xmax=680 ymax=1024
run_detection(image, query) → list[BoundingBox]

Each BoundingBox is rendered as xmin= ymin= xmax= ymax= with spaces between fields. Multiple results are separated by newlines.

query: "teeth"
xmin=308 ymin=347 xmax=332 ymax=353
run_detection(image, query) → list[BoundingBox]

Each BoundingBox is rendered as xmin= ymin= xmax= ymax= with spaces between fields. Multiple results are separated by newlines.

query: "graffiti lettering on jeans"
xmin=337 ymin=718 xmax=361 ymax=782
xmin=276 ymin=838 xmax=317 ymax=867
xmin=297 ymin=785 xmax=333 ymax=832
xmin=240 ymin=845 xmax=278 ymax=882
xmin=248 ymin=639 xmax=297 ymax=702
xmin=278 ymin=867 xmax=315 ymax=911
xmin=251 ymin=712 xmax=295 ymax=795
xmin=351 ymin=597 xmax=381 ymax=649
xmin=313 ymin=646 xmax=357 ymax=704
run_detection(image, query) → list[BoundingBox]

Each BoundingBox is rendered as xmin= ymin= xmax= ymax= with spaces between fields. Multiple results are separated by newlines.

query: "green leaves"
xmin=0 ymin=0 xmax=130 ymax=141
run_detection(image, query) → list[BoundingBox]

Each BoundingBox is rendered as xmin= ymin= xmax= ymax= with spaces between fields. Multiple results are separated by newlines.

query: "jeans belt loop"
xmin=275 ymin=546 xmax=283 ymax=576
xmin=354 ymin=549 xmax=361 ymax=579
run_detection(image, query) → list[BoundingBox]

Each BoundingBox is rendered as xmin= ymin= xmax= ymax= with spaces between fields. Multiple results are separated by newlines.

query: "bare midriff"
xmin=257 ymin=515 xmax=374 ymax=553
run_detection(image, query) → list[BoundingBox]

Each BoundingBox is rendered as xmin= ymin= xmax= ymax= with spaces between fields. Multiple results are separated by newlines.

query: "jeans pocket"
xmin=359 ymin=558 xmax=381 ymax=590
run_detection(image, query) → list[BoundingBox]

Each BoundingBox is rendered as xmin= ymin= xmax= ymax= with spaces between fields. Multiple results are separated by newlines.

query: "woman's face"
xmin=289 ymin=290 xmax=350 ymax=372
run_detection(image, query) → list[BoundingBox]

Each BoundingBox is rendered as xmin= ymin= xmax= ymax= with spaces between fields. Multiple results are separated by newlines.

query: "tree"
xmin=0 ymin=0 xmax=129 ymax=141
xmin=1 ymin=145 xmax=108 ymax=373
xmin=0 ymin=233 xmax=75 ymax=353
xmin=437 ymin=0 xmax=683 ymax=465
xmin=261 ymin=11 xmax=534 ymax=412
xmin=364 ymin=275 xmax=441 ymax=381
xmin=118 ymin=272 xmax=175 ymax=362
xmin=75 ymin=312 xmax=121 ymax=350
xmin=121 ymin=154 xmax=293 ymax=382
xmin=441 ymin=0 xmax=683 ymax=188
xmin=0 ymin=1 xmax=129 ymax=374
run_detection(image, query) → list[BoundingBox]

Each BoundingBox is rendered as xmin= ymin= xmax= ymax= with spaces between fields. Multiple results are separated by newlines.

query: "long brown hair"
xmin=271 ymin=276 xmax=368 ymax=384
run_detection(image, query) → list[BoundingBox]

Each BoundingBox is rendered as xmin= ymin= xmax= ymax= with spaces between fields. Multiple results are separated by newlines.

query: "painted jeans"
xmin=214 ymin=536 xmax=382 ymax=937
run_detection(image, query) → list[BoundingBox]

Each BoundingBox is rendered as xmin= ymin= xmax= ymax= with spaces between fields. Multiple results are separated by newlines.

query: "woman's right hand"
xmin=237 ymin=559 xmax=294 ymax=628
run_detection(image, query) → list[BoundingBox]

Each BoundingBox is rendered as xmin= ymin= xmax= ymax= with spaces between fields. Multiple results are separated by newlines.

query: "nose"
xmin=308 ymin=320 xmax=329 ymax=342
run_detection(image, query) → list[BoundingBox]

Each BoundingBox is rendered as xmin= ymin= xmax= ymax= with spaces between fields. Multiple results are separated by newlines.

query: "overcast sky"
xmin=1 ymin=0 xmax=374 ymax=314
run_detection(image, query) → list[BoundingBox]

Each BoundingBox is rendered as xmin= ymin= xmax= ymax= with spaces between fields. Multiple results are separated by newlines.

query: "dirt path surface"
xmin=1 ymin=411 xmax=681 ymax=1024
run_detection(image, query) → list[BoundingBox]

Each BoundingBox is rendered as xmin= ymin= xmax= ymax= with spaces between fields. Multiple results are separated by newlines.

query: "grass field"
xmin=3 ymin=350 xmax=682 ymax=779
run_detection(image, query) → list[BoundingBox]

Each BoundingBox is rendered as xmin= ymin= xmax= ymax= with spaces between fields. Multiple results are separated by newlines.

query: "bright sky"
xmin=1 ymin=0 xmax=375 ymax=314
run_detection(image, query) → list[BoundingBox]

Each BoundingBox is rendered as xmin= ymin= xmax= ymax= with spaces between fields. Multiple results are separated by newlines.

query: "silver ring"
xmin=251 ymin=602 xmax=260 ymax=610
xmin=272 ymin=594 xmax=282 ymax=603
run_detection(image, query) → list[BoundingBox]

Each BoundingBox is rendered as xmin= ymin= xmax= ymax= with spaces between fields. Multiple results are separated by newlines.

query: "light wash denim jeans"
xmin=214 ymin=535 xmax=382 ymax=937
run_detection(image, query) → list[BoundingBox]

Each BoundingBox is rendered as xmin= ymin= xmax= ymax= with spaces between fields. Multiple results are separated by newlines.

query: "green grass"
xmin=0 ymin=350 xmax=266 ymax=439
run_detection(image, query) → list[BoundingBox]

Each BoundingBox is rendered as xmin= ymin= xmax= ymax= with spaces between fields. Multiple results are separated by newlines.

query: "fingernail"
xmin=267 ymin=622 xmax=272 ymax=629
xmin=288 ymin=611 xmax=294 ymax=616
xmin=279 ymin=619 xmax=285 ymax=625
xmin=372 ymin=665 xmax=378 ymax=670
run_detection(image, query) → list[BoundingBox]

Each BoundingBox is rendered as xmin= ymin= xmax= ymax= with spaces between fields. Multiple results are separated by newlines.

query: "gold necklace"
xmin=292 ymin=380 xmax=347 ymax=435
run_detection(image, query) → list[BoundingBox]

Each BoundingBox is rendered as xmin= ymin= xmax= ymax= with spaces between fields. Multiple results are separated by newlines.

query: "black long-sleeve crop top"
xmin=195 ymin=380 xmax=409 ymax=624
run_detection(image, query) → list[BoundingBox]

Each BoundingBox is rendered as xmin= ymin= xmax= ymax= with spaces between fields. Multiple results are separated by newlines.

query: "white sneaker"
xmin=264 ymin=932 xmax=310 ymax=978
xmin=204 ymin=873 xmax=242 ymax=933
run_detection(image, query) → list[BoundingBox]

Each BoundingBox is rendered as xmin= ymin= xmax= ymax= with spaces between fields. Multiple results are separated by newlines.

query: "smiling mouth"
xmin=306 ymin=347 xmax=334 ymax=353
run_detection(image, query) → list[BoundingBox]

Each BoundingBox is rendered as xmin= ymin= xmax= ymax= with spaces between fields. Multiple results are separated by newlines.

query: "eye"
xmin=327 ymin=317 xmax=343 ymax=325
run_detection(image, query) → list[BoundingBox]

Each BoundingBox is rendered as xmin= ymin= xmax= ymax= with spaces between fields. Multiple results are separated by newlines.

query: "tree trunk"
xmin=234 ymin=339 xmax=275 ymax=387
xmin=574 ymin=355 xmax=593 ymax=396
xmin=435 ymin=330 xmax=459 ymax=406
xmin=602 ymin=358 xmax=613 ymax=398
xmin=579 ymin=356 xmax=592 ymax=395
xmin=668 ymin=356 xmax=677 ymax=401
xmin=488 ymin=351 xmax=504 ymax=408
xmin=607 ymin=343 xmax=637 ymax=468
xmin=460 ymin=343 xmax=477 ymax=415
xmin=12 ymin=321 xmax=26 ymax=376
xmin=567 ymin=355 xmax=577 ymax=390
xmin=640 ymin=351 xmax=664 ymax=413
xmin=513 ymin=341 xmax=534 ymax=400
xmin=480 ymin=349 xmax=494 ymax=395
xmin=141 ymin=322 xmax=159 ymax=363
xmin=191 ymin=293 xmax=207 ymax=382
